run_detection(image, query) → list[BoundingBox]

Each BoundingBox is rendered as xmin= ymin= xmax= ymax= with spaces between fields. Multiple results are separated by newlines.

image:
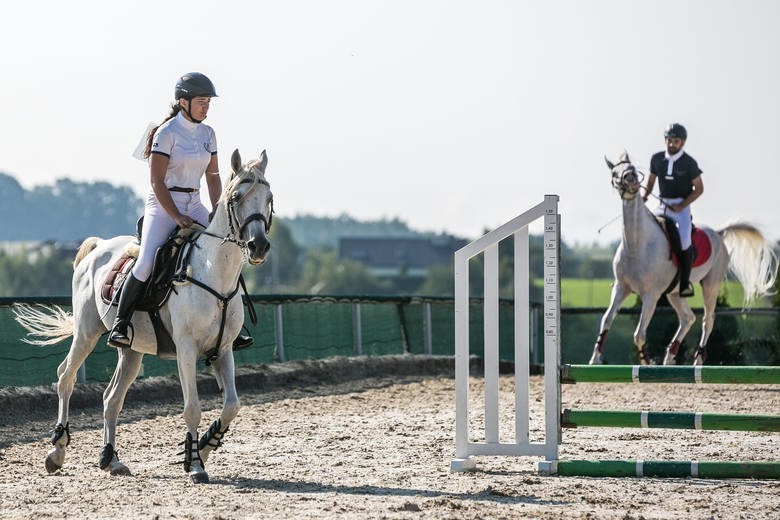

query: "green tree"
xmin=296 ymin=250 xmax=391 ymax=295
xmin=242 ymin=218 xmax=303 ymax=293
xmin=0 ymin=247 xmax=72 ymax=296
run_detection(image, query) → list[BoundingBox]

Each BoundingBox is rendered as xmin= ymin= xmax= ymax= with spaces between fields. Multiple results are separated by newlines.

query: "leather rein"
xmin=177 ymin=168 xmax=272 ymax=363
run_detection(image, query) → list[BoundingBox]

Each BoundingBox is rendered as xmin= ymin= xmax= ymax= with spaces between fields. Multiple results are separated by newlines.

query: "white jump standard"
xmin=450 ymin=194 xmax=780 ymax=479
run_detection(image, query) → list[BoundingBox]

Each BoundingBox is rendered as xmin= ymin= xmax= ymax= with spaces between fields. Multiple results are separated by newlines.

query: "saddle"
xmin=101 ymin=223 xmax=203 ymax=360
xmin=654 ymin=216 xmax=712 ymax=268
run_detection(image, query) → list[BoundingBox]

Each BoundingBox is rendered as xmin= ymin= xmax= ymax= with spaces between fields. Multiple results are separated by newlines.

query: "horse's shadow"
xmin=199 ymin=474 xmax=568 ymax=506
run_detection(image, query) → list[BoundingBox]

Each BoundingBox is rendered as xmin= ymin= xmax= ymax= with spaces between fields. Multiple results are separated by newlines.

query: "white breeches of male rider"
xmin=131 ymin=191 xmax=210 ymax=282
xmin=653 ymin=197 xmax=692 ymax=250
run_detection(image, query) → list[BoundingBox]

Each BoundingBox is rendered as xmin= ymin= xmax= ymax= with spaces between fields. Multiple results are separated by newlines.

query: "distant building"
xmin=339 ymin=235 xmax=468 ymax=278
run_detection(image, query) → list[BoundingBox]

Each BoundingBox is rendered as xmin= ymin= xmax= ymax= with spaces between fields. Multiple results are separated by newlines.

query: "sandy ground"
xmin=0 ymin=356 xmax=779 ymax=519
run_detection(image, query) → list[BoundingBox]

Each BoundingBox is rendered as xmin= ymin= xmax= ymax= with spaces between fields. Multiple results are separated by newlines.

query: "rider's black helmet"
xmin=175 ymin=72 xmax=218 ymax=100
xmin=664 ymin=123 xmax=687 ymax=140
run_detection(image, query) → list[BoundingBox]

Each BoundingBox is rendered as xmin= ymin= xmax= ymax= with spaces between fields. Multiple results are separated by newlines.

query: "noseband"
xmin=611 ymin=161 xmax=644 ymax=200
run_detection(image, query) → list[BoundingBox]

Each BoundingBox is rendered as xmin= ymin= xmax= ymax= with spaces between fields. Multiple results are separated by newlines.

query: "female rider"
xmin=108 ymin=72 xmax=252 ymax=350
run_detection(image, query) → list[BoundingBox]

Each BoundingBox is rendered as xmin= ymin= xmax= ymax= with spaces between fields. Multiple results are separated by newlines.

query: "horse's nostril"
xmin=247 ymin=238 xmax=269 ymax=257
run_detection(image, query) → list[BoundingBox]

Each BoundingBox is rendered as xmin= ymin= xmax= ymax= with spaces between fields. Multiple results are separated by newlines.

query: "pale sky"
xmin=2 ymin=1 xmax=778 ymax=246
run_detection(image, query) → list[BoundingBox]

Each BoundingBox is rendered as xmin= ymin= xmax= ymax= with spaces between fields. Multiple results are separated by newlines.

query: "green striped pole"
xmin=562 ymin=409 xmax=780 ymax=432
xmin=561 ymin=364 xmax=780 ymax=384
xmin=544 ymin=460 xmax=780 ymax=479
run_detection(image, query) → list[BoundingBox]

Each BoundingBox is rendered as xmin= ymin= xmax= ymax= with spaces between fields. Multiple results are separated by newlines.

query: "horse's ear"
xmin=258 ymin=149 xmax=268 ymax=172
xmin=620 ymin=150 xmax=630 ymax=163
xmin=231 ymin=149 xmax=242 ymax=174
xmin=604 ymin=155 xmax=615 ymax=170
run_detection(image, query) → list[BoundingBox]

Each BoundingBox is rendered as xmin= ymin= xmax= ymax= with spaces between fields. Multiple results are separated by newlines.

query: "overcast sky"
xmin=2 ymin=1 xmax=778 ymax=246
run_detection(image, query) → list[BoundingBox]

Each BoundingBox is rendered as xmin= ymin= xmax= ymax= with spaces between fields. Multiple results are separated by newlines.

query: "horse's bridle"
xmin=611 ymin=160 xmax=644 ymax=200
xmin=199 ymin=166 xmax=273 ymax=250
xmin=226 ymin=172 xmax=273 ymax=246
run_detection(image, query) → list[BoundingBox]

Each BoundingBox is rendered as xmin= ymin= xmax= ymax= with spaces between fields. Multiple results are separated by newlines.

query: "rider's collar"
xmin=665 ymin=149 xmax=684 ymax=162
xmin=176 ymin=111 xmax=201 ymax=131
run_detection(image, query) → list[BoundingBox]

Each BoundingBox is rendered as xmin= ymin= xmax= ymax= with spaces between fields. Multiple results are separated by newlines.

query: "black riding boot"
xmin=108 ymin=273 xmax=147 ymax=348
xmin=679 ymin=247 xmax=694 ymax=297
xmin=232 ymin=330 xmax=254 ymax=351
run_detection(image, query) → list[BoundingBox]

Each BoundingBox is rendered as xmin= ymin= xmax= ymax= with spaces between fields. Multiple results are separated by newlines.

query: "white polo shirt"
xmin=150 ymin=112 xmax=217 ymax=190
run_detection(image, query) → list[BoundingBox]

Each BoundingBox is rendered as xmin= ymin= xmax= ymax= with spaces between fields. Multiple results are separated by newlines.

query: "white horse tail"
xmin=719 ymin=222 xmax=778 ymax=304
xmin=13 ymin=304 xmax=75 ymax=346
xmin=73 ymin=237 xmax=101 ymax=269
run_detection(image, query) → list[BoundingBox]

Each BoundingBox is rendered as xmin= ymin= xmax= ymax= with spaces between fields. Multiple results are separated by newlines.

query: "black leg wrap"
xmin=176 ymin=432 xmax=202 ymax=473
xmin=99 ymin=443 xmax=116 ymax=470
xmin=198 ymin=419 xmax=228 ymax=452
xmin=51 ymin=422 xmax=71 ymax=446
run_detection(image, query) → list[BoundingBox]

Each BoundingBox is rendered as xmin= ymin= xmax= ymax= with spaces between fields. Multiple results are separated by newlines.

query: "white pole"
xmin=484 ymin=244 xmax=499 ymax=444
xmin=514 ymin=226 xmax=530 ymax=445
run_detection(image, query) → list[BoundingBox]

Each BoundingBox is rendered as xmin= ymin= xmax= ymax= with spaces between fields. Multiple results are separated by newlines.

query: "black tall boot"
xmin=679 ymin=247 xmax=694 ymax=297
xmin=108 ymin=273 xmax=147 ymax=348
xmin=232 ymin=275 xmax=254 ymax=351
xmin=232 ymin=329 xmax=253 ymax=351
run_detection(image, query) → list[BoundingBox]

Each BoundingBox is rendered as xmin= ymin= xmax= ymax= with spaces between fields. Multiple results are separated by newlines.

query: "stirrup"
xmin=679 ymin=283 xmax=695 ymax=298
xmin=108 ymin=321 xmax=134 ymax=349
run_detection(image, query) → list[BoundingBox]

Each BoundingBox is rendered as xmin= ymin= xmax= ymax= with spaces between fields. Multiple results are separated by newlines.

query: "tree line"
xmin=1 ymin=172 xmax=777 ymax=303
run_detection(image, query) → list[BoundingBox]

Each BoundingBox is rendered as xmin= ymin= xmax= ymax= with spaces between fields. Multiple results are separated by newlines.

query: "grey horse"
xmin=589 ymin=152 xmax=777 ymax=365
xmin=14 ymin=149 xmax=273 ymax=483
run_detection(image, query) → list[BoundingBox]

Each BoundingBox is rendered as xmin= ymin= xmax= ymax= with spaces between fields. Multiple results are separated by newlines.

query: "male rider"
xmin=643 ymin=123 xmax=703 ymax=297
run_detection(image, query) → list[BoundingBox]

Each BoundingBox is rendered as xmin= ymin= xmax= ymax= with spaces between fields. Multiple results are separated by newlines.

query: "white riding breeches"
xmin=131 ymin=191 xmax=210 ymax=282
xmin=653 ymin=197 xmax=692 ymax=250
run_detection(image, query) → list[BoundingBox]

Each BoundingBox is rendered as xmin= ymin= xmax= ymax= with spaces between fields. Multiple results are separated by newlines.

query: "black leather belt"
xmin=169 ymin=186 xmax=197 ymax=193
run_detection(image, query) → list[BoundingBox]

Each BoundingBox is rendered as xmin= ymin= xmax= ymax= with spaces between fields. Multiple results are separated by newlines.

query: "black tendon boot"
xmin=679 ymin=247 xmax=694 ymax=297
xmin=108 ymin=273 xmax=147 ymax=348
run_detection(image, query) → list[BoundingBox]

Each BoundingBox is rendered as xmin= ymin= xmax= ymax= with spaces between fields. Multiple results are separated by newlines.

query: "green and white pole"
xmin=562 ymin=409 xmax=780 ymax=432
xmin=561 ymin=364 xmax=780 ymax=385
xmin=543 ymin=460 xmax=780 ymax=479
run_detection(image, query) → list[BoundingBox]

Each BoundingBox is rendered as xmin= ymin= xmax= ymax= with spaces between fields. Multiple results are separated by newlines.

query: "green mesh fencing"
xmin=1 ymin=296 xmax=778 ymax=388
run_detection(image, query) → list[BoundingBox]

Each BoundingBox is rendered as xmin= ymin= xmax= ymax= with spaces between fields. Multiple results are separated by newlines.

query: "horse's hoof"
xmin=109 ymin=463 xmax=132 ymax=476
xmin=588 ymin=353 xmax=602 ymax=365
xmin=189 ymin=471 xmax=209 ymax=484
xmin=44 ymin=456 xmax=62 ymax=474
xmin=45 ymin=447 xmax=65 ymax=474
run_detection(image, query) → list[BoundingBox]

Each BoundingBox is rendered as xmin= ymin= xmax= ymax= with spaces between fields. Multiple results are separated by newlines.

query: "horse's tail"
xmin=73 ymin=236 xmax=100 ymax=269
xmin=12 ymin=304 xmax=75 ymax=346
xmin=719 ymin=222 xmax=778 ymax=304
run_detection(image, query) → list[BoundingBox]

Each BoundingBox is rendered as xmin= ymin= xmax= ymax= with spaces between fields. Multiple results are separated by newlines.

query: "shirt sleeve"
xmin=150 ymin=126 xmax=174 ymax=158
xmin=207 ymin=127 xmax=218 ymax=156
xmin=689 ymin=156 xmax=702 ymax=178
xmin=649 ymin=153 xmax=662 ymax=176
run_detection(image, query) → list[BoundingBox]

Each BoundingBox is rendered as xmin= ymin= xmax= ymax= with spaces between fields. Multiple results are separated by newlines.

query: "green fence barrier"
xmin=1 ymin=296 xmax=778 ymax=387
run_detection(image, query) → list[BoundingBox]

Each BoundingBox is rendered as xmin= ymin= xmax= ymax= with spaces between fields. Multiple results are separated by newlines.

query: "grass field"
xmin=545 ymin=278 xmax=750 ymax=308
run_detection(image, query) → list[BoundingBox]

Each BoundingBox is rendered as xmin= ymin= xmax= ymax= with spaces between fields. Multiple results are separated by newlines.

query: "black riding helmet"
xmin=664 ymin=123 xmax=687 ymax=140
xmin=175 ymin=72 xmax=218 ymax=100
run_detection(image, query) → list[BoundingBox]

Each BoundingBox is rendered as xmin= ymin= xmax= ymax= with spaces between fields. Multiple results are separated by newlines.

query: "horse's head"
xmin=605 ymin=151 xmax=643 ymax=200
xmin=224 ymin=149 xmax=273 ymax=265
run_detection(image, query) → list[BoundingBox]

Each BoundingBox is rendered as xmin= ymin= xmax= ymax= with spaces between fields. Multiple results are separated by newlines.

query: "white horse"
xmin=13 ymin=149 xmax=273 ymax=483
xmin=589 ymin=152 xmax=777 ymax=366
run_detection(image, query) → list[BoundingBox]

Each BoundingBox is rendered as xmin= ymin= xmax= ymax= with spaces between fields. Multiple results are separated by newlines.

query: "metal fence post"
xmin=353 ymin=303 xmax=363 ymax=356
xmin=274 ymin=303 xmax=285 ymax=362
xmin=423 ymin=301 xmax=433 ymax=355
